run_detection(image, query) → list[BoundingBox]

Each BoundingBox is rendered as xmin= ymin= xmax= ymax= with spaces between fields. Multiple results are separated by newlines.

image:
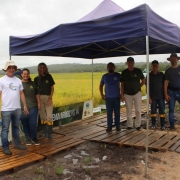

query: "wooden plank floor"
xmin=54 ymin=104 xmax=180 ymax=153
xmin=26 ymin=134 xmax=85 ymax=158
xmin=0 ymin=134 xmax=85 ymax=173
xmin=0 ymin=149 xmax=44 ymax=172
xmin=1 ymin=104 xmax=180 ymax=173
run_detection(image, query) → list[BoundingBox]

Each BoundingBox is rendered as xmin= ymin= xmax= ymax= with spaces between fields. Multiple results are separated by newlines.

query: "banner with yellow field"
xmin=52 ymin=99 xmax=93 ymax=126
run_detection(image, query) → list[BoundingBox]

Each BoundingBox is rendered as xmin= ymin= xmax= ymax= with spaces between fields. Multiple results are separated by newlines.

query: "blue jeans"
xmin=21 ymin=107 xmax=38 ymax=140
xmin=151 ymin=99 xmax=165 ymax=115
xmin=151 ymin=99 xmax=165 ymax=126
xmin=105 ymin=98 xmax=120 ymax=128
xmin=1 ymin=109 xmax=22 ymax=149
xmin=168 ymin=90 xmax=180 ymax=126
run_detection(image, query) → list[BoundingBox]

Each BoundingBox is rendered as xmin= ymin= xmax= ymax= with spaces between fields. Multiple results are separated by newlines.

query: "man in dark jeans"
xmin=147 ymin=60 xmax=165 ymax=130
xmin=99 ymin=62 xmax=121 ymax=132
xmin=164 ymin=53 xmax=180 ymax=130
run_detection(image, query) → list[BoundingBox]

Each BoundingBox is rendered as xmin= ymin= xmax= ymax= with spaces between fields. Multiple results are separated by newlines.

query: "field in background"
xmin=31 ymin=72 xmax=146 ymax=107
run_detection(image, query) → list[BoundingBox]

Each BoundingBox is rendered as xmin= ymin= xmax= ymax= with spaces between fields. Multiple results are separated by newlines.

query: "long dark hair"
xmin=21 ymin=68 xmax=31 ymax=81
xmin=38 ymin=62 xmax=49 ymax=76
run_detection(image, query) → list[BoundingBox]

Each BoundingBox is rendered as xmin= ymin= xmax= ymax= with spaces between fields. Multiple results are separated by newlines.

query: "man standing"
xmin=121 ymin=57 xmax=145 ymax=131
xmin=164 ymin=53 xmax=180 ymax=130
xmin=147 ymin=60 xmax=165 ymax=130
xmin=0 ymin=60 xmax=28 ymax=155
xmin=99 ymin=62 xmax=121 ymax=132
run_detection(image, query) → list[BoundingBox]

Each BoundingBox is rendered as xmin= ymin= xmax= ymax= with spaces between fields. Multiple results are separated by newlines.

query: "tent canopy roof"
xmin=10 ymin=4 xmax=180 ymax=59
xmin=77 ymin=0 xmax=125 ymax=22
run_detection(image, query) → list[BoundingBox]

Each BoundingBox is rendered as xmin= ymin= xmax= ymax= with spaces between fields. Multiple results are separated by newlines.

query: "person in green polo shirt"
xmin=21 ymin=68 xmax=40 ymax=145
xmin=34 ymin=63 xmax=55 ymax=139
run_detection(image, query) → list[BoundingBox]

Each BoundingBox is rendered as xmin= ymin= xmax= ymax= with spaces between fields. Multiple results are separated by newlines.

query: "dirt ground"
xmin=1 ymin=141 xmax=180 ymax=180
xmin=1 ymin=108 xmax=180 ymax=180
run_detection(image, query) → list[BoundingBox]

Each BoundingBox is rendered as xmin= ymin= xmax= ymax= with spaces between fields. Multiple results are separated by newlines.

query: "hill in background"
xmin=0 ymin=62 xmax=171 ymax=74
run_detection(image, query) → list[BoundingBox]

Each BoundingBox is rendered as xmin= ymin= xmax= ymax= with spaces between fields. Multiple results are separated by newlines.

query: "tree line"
xmin=0 ymin=61 xmax=175 ymax=74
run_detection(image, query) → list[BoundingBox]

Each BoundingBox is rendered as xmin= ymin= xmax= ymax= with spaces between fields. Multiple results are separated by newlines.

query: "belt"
xmin=168 ymin=89 xmax=180 ymax=93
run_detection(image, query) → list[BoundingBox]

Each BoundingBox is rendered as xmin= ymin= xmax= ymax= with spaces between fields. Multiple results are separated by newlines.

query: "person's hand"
xmin=23 ymin=106 xmax=29 ymax=115
xmin=165 ymin=95 xmax=171 ymax=102
xmin=121 ymin=95 xmax=125 ymax=102
xmin=101 ymin=94 xmax=105 ymax=100
xmin=38 ymin=103 xmax=41 ymax=110
xmin=46 ymin=98 xmax=52 ymax=106
xmin=149 ymin=98 xmax=152 ymax=104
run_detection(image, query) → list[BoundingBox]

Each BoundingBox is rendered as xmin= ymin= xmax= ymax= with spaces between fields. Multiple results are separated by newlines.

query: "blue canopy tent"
xmin=77 ymin=0 xmax=125 ymax=22
xmin=9 ymin=3 xmax=180 ymax=175
xmin=10 ymin=4 xmax=180 ymax=57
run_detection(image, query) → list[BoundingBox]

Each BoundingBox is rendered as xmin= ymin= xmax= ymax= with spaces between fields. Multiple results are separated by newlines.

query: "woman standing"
xmin=21 ymin=68 xmax=40 ymax=145
xmin=34 ymin=63 xmax=55 ymax=139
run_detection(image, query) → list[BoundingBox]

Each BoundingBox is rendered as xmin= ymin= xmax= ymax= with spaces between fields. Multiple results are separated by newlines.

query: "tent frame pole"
xmin=91 ymin=59 xmax=94 ymax=100
xmin=145 ymin=35 xmax=150 ymax=176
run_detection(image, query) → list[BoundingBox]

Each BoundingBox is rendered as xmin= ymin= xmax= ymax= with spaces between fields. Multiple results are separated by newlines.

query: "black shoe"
xmin=14 ymin=144 xmax=27 ymax=150
xmin=161 ymin=126 xmax=166 ymax=131
xmin=31 ymin=139 xmax=40 ymax=145
xmin=3 ymin=148 xmax=12 ymax=155
xmin=170 ymin=126 xmax=175 ymax=131
xmin=47 ymin=125 xmax=53 ymax=139
xmin=136 ymin=127 xmax=142 ymax=131
xmin=106 ymin=127 xmax=112 ymax=132
xmin=26 ymin=139 xmax=32 ymax=146
xmin=116 ymin=126 xmax=121 ymax=131
xmin=127 ymin=127 xmax=133 ymax=130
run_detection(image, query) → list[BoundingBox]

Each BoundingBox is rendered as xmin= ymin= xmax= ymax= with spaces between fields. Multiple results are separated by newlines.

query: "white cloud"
xmin=0 ymin=0 xmax=180 ymax=68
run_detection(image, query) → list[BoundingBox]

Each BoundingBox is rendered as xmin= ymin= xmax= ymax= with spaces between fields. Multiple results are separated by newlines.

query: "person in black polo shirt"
xmin=34 ymin=63 xmax=55 ymax=139
xmin=21 ymin=68 xmax=40 ymax=145
xmin=121 ymin=57 xmax=145 ymax=131
xmin=147 ymin=60 xmax=165 ymax=130
xmin=164 ymin=53 xmax=180 ymax=130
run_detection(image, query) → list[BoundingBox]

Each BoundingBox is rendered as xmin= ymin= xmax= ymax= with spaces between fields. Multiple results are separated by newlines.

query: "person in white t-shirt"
xmin=0 ymin=60 xmax=28 ymax=155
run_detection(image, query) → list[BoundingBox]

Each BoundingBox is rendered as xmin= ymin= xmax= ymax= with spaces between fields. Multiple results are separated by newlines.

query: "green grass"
xmin=55 ymin=164 xmax=64 ymax=175
xmin=84 ymin=157 xmax=91 ymax=163
xmin=34 ymin=167 xmax=44 ymax=175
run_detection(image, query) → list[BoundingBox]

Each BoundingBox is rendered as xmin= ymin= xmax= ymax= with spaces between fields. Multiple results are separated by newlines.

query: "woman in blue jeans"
xmin=20 ymin=69 xmax=40 ymax=145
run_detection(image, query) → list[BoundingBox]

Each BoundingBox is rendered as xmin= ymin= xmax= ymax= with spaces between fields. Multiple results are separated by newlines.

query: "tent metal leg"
xmin=91 ymin=59 xmax=94 ymax=100
xmin=145 ymin=35 xmax=150 ymax=176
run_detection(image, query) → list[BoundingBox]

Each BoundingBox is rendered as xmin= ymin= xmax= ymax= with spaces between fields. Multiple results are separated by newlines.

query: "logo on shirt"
xmin=8 ymin=83 xmax=17 ymax=91
xmin=46 ymin=80 xmax=49 ymax=83
xmin=30 ymin=85 xmax=33 ymax=89
xmin=134 ymin=74 xmax=137 ymax=77
xmin=114 ymin=77 xmax=117 ymax=80
xmin=178 ymin=71 xmax=180 ymax=74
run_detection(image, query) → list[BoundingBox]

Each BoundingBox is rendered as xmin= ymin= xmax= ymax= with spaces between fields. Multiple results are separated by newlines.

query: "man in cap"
xmin=99 ymin=62 xmax=121 ymax=132
xmin=164 ymin=53 xmax=180 ymax=130
xmin=0 ymin=60 xmax=28 ymax=155
xmin=147 ymin=60 xmax=165 ymax=130
xmin=121 ymin=57 xmax=145 ymax=131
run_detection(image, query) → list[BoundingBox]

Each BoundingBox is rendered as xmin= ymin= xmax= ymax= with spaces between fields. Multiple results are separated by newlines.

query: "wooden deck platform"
xmin=0 ymin=134 xmax=85 ymax=173
xmin=1 ymin=104 xmax=180 ymax=173
xmin=0 ymin=149 xmax=44 ymax=172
